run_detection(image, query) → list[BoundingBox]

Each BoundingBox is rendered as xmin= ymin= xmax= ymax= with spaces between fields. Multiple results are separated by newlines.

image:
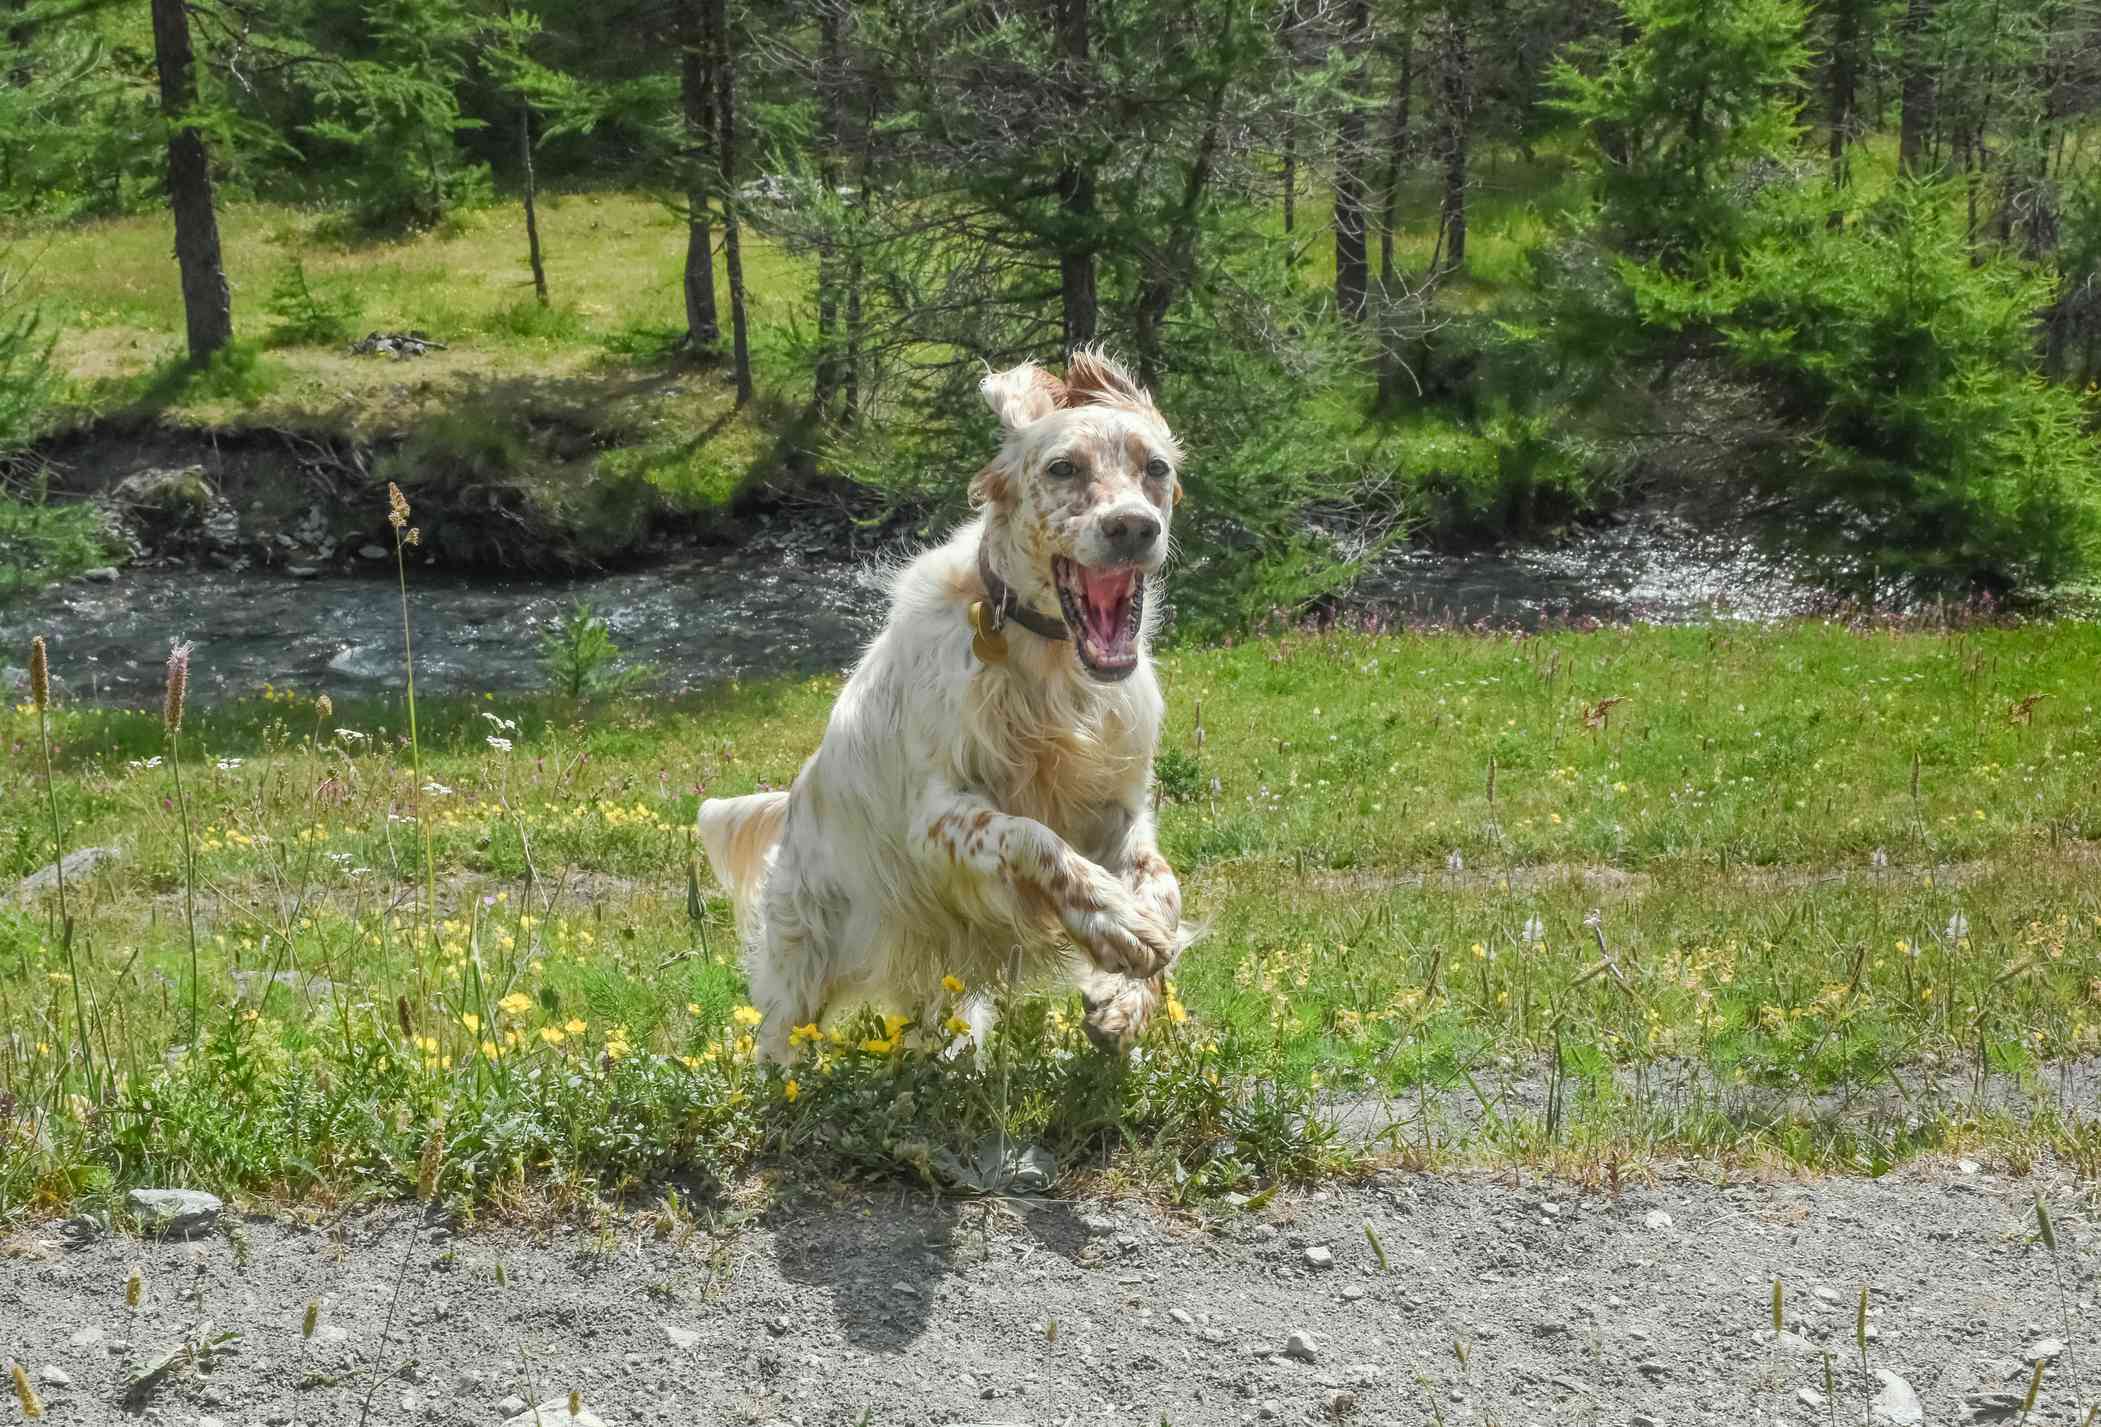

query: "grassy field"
xmin=5 ymin=611 xmax=2100 ymax=1217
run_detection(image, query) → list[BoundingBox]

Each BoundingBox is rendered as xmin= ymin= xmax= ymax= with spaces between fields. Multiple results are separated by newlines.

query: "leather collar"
xmin=976 ymin=543 xmax=1069 ymax=642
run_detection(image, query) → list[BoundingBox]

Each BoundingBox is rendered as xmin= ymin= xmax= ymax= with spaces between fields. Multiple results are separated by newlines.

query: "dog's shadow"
xmin=769 ymin=1188 xmax=1097 ymax=1352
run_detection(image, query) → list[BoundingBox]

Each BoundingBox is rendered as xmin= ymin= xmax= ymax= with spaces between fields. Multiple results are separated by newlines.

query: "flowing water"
xmin=3 ymin=509 xmax=1818 ymax=709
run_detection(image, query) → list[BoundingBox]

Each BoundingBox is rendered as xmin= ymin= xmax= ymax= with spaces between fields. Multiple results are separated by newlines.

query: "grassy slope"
xmin=5 ymin=618 xmax=2100 ymax=1213
xmin=17 ymin=194 xmax=807 ymax=541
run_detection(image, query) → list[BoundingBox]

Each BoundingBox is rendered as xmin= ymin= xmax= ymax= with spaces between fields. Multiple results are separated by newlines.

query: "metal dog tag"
xmin=969 ymin=600 xmax=1008 ymax=664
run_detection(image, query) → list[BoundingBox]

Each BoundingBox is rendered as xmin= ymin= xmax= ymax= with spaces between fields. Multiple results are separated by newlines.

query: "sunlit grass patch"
xmin=5 ymin=615 xmax=2101 ymax=1216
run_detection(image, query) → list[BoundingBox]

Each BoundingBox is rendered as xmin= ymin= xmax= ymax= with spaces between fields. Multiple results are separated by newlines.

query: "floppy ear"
xmin=980 ymin=362 xmax=1066 ymax=432
xmin=970 ymin=458 xmax=1013 ymax=508
xmin=1062 ymin=347 xmax=1153 ymax=410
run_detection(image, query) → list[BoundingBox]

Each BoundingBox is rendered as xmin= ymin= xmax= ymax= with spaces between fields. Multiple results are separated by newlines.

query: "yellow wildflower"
xmin=460 ymin=1012 xmax=480 ymax=1034
xmin=540 ymin=1026 xmax=566 ymax=1046
xmin=944 ymin=1015 xmax=972 ymax=1037
xmin=783 ymin=1079 xmax=800 ymax=1103
xmin=942 ymin=975 xmax=966 ymax=995
xmin=565 ymin=1017 xmax=587 ymax=1035
xmin=732 ymin=1005 xmax=764 ymax=1028
xmin=497 ymin=992 xmax=531 ymax=1016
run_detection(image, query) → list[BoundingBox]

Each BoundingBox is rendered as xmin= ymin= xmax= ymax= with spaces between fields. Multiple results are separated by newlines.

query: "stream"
xmin=3 ymin=509 xmax=1818 ymax=708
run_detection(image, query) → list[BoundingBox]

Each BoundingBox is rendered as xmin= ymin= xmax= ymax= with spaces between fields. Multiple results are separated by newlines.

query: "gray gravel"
xmin=2 ymin=1163 xmax=2095 ymax=1425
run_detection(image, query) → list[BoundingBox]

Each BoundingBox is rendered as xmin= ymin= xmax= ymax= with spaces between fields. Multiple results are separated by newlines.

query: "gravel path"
xmin=2 ymin=1164 xmax=2093 ymax=1426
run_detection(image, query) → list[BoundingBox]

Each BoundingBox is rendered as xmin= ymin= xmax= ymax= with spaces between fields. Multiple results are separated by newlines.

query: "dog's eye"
xmin=1144 ymin=458 xmax=1171 ymax=481
xmin=1047 ymin=458 xmax=1079 ymax=479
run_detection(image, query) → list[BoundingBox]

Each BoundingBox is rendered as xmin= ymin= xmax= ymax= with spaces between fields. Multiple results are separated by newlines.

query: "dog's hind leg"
xmin=745 ymin=861 xmax=842 ymax=1064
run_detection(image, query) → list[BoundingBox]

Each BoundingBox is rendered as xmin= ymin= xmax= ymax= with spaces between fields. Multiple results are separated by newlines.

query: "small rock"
xmin=1304 ymin=1246 xmax=1334 ymax=1269
xmin=1959 ymin=1158 xmax=1982 ymax=1174
xmin=1283 ymin=1330 xmax=1320 ymax=1362
xmin=1257 ymin=1400 xmax=1281 ymax=1421
xmin=1871 ymin=1369 xmax=1924 ymax=1426
xmin=1324 ymin=1388 xmax=1359 ymax=1418
xmin=1813 ymin=1287 xmax=1843 ymax=1306
xmin=14 ymin=847 xmax=120 ymax=899
xmin=1169 ymin=1308 xmax=1194 ymax=1327
xmin=663 ymin=1325 xmax=699 ymax=1350
xmin=1199 ymin=1327 xmax=1228 ymax=1345
xmin=68 ymin=1327 xmax=106 ymax=1349
xmin=82 ymin=566 xmax=120 ymax=583
xmin=1631 ymin=1416 xmax=1660 ymax=1427
xmin=1800 ymin=1387 xmax=1827 ymax=1408
xmin=1636 ymin=1359 xmax=1669 ymax=1377
xmin=360 ymin=544 xmax=390 ymax=560
xmin=37 ymin=1366 xmax=70 ymax=1387
xmin=764 ymin=1316 xmax=789 ymax=1337
xmin=890 ymin=1280 xmax=918 ymax=1297
xmin=1343 ymin=1364 xmax=1383 ymax=1385
xmin=1339 ymin=1284 xmax=1364 ymax=1302
xmin=1963 ymin=1391 xmax=2024 ymax=1422
xmin=504 ymin=1398 xmax=607 ymax=1427
xmin=2023 ymin=1339 xmax=2065 ymax=1364
xmin=287 ymin=564 xmax=320 ymax=579
xmin=495 ymin=1395 xmax=529 ymax=1416
xmin=1643 ymin=1210 xmax=1673 ymax=1231
xmin=127 ymin=1187 xmax=222 ymax=1235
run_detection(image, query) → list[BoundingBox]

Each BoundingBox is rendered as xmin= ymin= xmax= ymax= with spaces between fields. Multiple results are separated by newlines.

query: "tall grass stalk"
xmin=388 ymin=482 xmax=439 ymax=986
xmin=30 ymin=636 xmax=94 ymax=1101
xmin=164 ymin=641 xmax=201 ymax=1050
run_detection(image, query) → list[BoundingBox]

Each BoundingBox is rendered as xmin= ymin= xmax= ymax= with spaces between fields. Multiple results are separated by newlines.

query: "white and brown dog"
xmin=698 ymin=349 xmax=1190 ymax=1060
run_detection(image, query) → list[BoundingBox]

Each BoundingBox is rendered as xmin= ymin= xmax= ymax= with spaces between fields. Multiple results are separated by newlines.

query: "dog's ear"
xmin=970 ymin=458 xmax=1012 ymax=508
xmin=980 ymin=362 xmax=1066 ymax=432
xmin=1062 ymin=347 xmax=1153 ymax=410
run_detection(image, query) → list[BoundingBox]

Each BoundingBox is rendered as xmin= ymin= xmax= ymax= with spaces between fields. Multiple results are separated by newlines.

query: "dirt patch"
xmin=3 ymin=1166 xmax=2089 ymax=1425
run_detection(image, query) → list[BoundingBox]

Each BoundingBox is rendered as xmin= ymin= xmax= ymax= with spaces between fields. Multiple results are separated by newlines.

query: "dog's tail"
xmin=696 ymin=791 xmax=790 ymax=920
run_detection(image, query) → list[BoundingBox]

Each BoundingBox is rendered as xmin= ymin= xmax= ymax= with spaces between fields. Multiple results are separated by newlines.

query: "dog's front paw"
xmin=1069 ymin=896 xmax=1176 ymax=978
xmin=1081 ymin=976 xmax=1159 ymax=1055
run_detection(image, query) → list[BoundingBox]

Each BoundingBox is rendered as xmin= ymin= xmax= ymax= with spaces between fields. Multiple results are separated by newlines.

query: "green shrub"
xmin=263 ymin=257 xmax=365 ymax=347
xmin=1625 ymin=180 xmax=2101 ymax=597
xmin=539 ymin=600 xmax=655 ymax=697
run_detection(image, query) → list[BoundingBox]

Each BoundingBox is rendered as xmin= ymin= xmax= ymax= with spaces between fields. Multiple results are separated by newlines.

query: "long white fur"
xmin=697 ymin=349 xmax=1190 ymax=1061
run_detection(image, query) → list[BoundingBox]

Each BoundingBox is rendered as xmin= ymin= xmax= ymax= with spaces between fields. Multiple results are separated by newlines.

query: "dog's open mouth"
xmin=1052 ymin=556 xmax=1144 ymax=680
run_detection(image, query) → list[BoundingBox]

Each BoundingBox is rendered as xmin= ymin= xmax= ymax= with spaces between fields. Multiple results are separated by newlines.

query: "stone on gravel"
xmin=1643 ymin=1210 xmax=1673 ymax=1230
xmin=1871 ymin=1369 xmax=1924 ymax=1425
xmin=360 ymin=544 xmax=390 ymax=560
xmin=2023 ymin=1338 xmax=2064 ymax=1364
xmin=1799 ymin=1387 xmax=1827 ymax=1408
xmin=1813 ymin=1287 xmax=1843 ymax=1305
xmin=1257 ymin=1400 xmax=1281 ymax=1421
xmin=82 ymin=566 xmax=119 ymax=583
xmin=504 ymin=1398 xmax=607 ymax=1427
xmin=1169 ymin=1308 xmax=1194 ymax=1327
xmin=1304 ymin=1245 xmax=1334 ymax=1269
xmin=37 ymin=1366 xmax=70 ymax=1386
xmin=496 ymin=1394 xmax=529 ymax=1415
xmin=663 ymin=1325 xmax=699 ymax=1351
xmin=1324 ymin=1387 xmax=1359 ymax=1417
xmin=1283 ymin=1330 xmax=1320 ymax=1362
xmin=127 ymin=1187 xmax=222 ymax=1235
xmin=1964 ymin=1390 xmax=2025 ymax=1422
xmin=68 ymin=1326 xmax=105 ymax=1349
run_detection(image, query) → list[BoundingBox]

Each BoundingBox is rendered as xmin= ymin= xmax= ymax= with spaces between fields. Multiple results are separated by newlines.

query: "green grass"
xmin=5 ymin=615 xmax=2101 ymax=1217
xmin=13 ymin=192 xmax=805 ymax=541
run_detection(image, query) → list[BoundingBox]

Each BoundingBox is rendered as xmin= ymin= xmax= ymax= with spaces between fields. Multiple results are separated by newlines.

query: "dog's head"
xmin=973 ymin=349 xmax=1182 ymax=682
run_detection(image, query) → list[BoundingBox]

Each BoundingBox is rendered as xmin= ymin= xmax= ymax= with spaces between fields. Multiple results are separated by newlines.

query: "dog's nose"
xmin=1099 ymin=510 xmax=1162 ymax=557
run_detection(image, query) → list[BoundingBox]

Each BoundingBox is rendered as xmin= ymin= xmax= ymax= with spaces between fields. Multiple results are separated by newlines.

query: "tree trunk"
xmin=1282 ymin=112 xmax=1296 ymax=236
xmin=707 ymin=0 xmax=752 ymax=404
xmin=1826 ymin=0 xmax=1859 ymax=193
xmin=1898 ymin=0 xmax=1937 ymax=177
xmin=680 ymin=0 xmax=720 ymax=353
xmin=1056 ymin=0 xmax=1096 ymax=353
xmin=1436 ymin=12 xmax=1470 ymax=269
xmin=1332 ymin=0 xmax=1371 ymax=321
xmin=520 ymin=102 xmax=548 ymax=305
xmin=844 ymin=87 xmax=875 ymax=424
xmin=811 ymin=1 xmax=844 ymax=420
xmin=1378 ymin=35 xmax=1413 ymax=300
xmin=1376 ymin=36 xmax=1415 ymax=408
xmin=150 ymin=0 xmax=231 ymax=364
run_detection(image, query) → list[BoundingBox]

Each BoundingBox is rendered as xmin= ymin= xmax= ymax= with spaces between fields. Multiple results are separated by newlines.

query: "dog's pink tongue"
xmin=1081 ymin=567 xmax=1135 ymax=645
